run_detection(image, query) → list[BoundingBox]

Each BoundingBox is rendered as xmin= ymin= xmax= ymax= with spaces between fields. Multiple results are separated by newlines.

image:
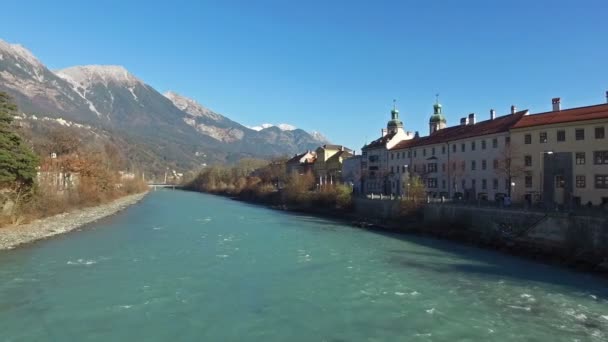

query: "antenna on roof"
xmin=435 ymin=93 xmax=439 ymax=104
xmin=393 ymin=99 xmax=397 ymax=111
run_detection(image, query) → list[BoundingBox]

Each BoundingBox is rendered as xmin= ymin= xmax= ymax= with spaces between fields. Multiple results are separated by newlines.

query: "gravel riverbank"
xmin=0 ymin=192 xmax=148 ymax=251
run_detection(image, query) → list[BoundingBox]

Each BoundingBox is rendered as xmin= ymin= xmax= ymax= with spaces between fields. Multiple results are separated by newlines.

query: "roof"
xmin=512 ymin=103 xmax=608 ymax=129
xmin=363 ymin=132 xmax=396 ymax=150
xmin=286 ymin=151 xmax=316 ymax=164
xmin=391 ymin=110 xmax=528 ymax=150
xmin=326 ymin=150 xmax=354 ymax=163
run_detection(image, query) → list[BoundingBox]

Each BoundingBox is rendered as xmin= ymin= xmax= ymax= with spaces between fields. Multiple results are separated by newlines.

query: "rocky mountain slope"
xmin=0 ymin=39 xmax=330 ymax=173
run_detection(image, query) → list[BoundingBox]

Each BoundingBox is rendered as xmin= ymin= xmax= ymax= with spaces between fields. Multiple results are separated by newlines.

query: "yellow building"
xmin=510 ymin=98 xmax=608 ymax=207
xmin=313 ymin=145 xmax=353 ymax=185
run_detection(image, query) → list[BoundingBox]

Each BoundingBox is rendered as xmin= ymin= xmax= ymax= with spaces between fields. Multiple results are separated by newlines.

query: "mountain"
xmin=0 ymin=39 xmax=330 ymax=173
xmin=163 ymin=92 xmax=328 ymax=156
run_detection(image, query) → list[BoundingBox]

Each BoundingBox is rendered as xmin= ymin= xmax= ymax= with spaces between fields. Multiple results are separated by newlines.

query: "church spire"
xmin=387 ymin=99 xmax=403 ymax=134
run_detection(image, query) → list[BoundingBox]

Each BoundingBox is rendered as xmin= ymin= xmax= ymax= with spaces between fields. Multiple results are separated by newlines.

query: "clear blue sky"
xmin=2 ymin=0 xmax=607 ymax=151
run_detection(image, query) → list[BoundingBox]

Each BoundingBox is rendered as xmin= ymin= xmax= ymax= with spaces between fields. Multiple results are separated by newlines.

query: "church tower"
xmin=387 ymin=100 xmax=404 ymax=134
xmin=429 ymin=94 xmax=447 ymax=135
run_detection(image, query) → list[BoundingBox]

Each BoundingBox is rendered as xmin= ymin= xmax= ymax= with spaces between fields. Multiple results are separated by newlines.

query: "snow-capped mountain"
xmin=248 ymin=123 xmax=297 ymax=131
xmin=0 ymin=38 xmax=332 ymax=172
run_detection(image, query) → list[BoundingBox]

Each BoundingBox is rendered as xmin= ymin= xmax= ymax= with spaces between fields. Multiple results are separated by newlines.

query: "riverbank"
xmin=0 ymin=192 xmax=148 ymax=251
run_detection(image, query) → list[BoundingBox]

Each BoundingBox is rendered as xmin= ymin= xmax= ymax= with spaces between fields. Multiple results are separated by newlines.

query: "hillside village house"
xmin=363 ymin=91 xmax=608 ymax=207
xmin=361 ymin=102 xmax=415 ymax=194
xmin=313 ymin=145 xmax=354 ymax=185
xmin=286 ymin=151 xmax=316 ymax=175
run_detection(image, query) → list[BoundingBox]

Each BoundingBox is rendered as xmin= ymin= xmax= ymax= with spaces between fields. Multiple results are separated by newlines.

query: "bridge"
xmin=147 ymin=183 xmax=184 ymax=190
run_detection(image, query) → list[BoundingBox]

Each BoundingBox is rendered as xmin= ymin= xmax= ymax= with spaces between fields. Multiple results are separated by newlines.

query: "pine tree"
xmin=0 ymin=92 xmax=38 ymax=188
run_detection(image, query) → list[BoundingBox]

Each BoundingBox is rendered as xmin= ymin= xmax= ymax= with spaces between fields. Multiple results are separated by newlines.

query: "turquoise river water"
xmin=1 ymin=190 xmax=608 ymax=341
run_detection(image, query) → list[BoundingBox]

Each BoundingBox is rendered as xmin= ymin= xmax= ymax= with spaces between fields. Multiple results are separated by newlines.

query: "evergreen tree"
xmin=0 ymin=92 xmax=38 ymax=188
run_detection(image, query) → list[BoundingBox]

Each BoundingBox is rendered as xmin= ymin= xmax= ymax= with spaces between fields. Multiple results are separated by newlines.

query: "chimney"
xmin=511 ymin=105 xmax=517 ymax=114
xmin=414 ymin=131 xmax=420 ymax=138
xmin=460 ymin=117 xmax=467 ymax=126
xmin=490 ymin=109 xmax=496 ymax=120
xmin=468 ymin=113 xmax=476 ymax=125
xmin=552 ymin=97 xmax=561 ymax=111
xmin=605 ymin=90 xmax=608 ymax=103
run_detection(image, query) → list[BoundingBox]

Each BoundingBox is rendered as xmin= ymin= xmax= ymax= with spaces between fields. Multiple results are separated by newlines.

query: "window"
xmin=576 ymin=152 xmax=585 ymax=165
xmin=442 ymin=179 xmax=446 ymax=188
xmin=396 ymin=167 xmax=400 ymax=174
xmin=428 ymin=163 xmax=437 ymax=172
xmin=481 ymin=140 xmax=486 ymax=150
xmin=482 ymin=160 xmax=487 ymax=170
xmin=391 ymin=166 xmax=394 ymax=173
xmin=493 ymin=138 xmax=498 ymax=148
xmin=482 ymin=179 xmax=487 ymax=190
xmin=576 ymin=175 xmax=586 ymax=188
xmin=505 ymin=136 xmax=510 ymax=145
xmin=396 ymin=153 xmax=400 ymax=160
xmin=493 ymin=178 xmax=498 ymax=190
xmin=402 ymin=165 xmax=406 ymax=173
xmin=369 ymin=155 xmax=379 ymax=162
xmin=442 ymin=163 xmax=446 ymax=172
xmin=539 ymin=132 xmax=547 ymax=143
xmin=596 ymin=127 xmax=605 ymax=139
xmin=414 ymin=150 xmax=417 ymax=157
xmin=432 ymin=147 xmax=436 ymax=156
xmin=471 ymin=141 xmax=476 ymax=151
xmin=595 ymin=151 xmax=608 ymax=165
xmin=461 ymin=143 xmax=465 ymax=152
xmin=391 ymin=153 xmax=394 ymax=160
xmin=461 ymin=161 xmax=465 ymax=171
xmin=461 ymin=179 xmax=466 ymax=189
xmin=408 ymin=151 xmax=411 ymax=158
xmin=524 ymin=134 xmax=532 ymax=144
xmin=555 ymin=175 xmax=565 ymax=188
xmin=423 ymin=149 xmax=426 ymax=157
xmin=423 ymin=164 xmax=427 ymax=173
xmin=428 ymin=178 xmax=437 ymax=188
xmin=493 ymin=159 xmax=499 ymax=169
xmin=471 ymin=160 xmax=476 ymax=170
xmin=557 ymin=130 xmax=566 ymax=142
xmin=505 ymin=179 xmax=510 ymax=190
xmin=362 ymin=151 xmax=368 ymax=157
xmin=525 ymin=172 xmax=533 ymax=188
xmin=452 ymin=144 xmax=456 ymax=153
xmin=442 ymin=145 xmax=446 ymax=154
xmin=595 ymin=175 xmax=608 ymax=189
xmin=575 ymin=128 xmax=585 ymax=141
xmin=472 ymin=179 xmax=476 ymax=188
xmin=525 ymin=155 xmax=532 ymax=167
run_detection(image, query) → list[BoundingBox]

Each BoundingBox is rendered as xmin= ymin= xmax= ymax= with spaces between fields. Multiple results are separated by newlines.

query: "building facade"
xmin=510 ymin=99 xmax=608 ymax=207
xmin=361 ymin=102 xmax=414 ymax=195
xmin=313 ymin=145 xmax=353 ymax=185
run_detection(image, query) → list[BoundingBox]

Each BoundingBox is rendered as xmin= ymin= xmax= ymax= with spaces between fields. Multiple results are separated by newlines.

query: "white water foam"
xmin=67 ymin=259 xmax=97 ymax=266
xmin=395 ymin=292 xmax=406 ymax=296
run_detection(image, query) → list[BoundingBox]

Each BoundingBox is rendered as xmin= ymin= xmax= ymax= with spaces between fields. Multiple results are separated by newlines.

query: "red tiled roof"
xmin=512 ymin=103 xmax=608 ymax=129
xmin=391 ymin=110 xmax=528 ymax=150
xmin=363 ymin=132 xmax=396 ymax=150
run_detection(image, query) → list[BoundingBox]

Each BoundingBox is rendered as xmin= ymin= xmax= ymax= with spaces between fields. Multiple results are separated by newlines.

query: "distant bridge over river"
xmin=147 ymin=183 xmax=184 ymax=190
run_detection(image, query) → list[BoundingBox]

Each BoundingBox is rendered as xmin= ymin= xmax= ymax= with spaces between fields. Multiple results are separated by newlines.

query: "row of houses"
xmin=360 ymin=92 xmax=608 ymax=207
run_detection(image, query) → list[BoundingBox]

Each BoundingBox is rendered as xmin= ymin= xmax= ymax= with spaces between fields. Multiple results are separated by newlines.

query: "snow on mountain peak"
xmin=248 ymin=123 xmax=297 ymax=131
xmin=0 ymin=39 xmax=43 ymax=68
xmin=55 ymin=65 xmax=141 ymax=88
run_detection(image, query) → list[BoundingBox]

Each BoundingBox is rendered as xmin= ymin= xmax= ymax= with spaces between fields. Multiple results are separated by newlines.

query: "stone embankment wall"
xmin=353 ymin=198 xmax=608 ymax=270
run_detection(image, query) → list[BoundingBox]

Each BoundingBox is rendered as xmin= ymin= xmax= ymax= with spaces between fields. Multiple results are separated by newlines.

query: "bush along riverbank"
xmin=185 ymin=161 xmax=608 ymax=276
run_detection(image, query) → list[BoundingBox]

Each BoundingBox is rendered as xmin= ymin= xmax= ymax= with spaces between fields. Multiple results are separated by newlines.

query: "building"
xmin=313 ymin=145 xmax=354 ymax=185
xmin=509 ymin=97 xmax=608 ymax=207
xmin=341 ymin=155 xmax=363 ymax=194
xmin=286 ymin=151 xmax=317 ymax=176
xmin=361 ymin=101 xmax=415 ymax=194
xmin=388 ymin=101 xmax=527 ymax=200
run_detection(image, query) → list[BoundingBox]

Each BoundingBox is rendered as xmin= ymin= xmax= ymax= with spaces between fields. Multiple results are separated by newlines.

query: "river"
xmin=1 ymin=190 xmax=607 ymax=341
